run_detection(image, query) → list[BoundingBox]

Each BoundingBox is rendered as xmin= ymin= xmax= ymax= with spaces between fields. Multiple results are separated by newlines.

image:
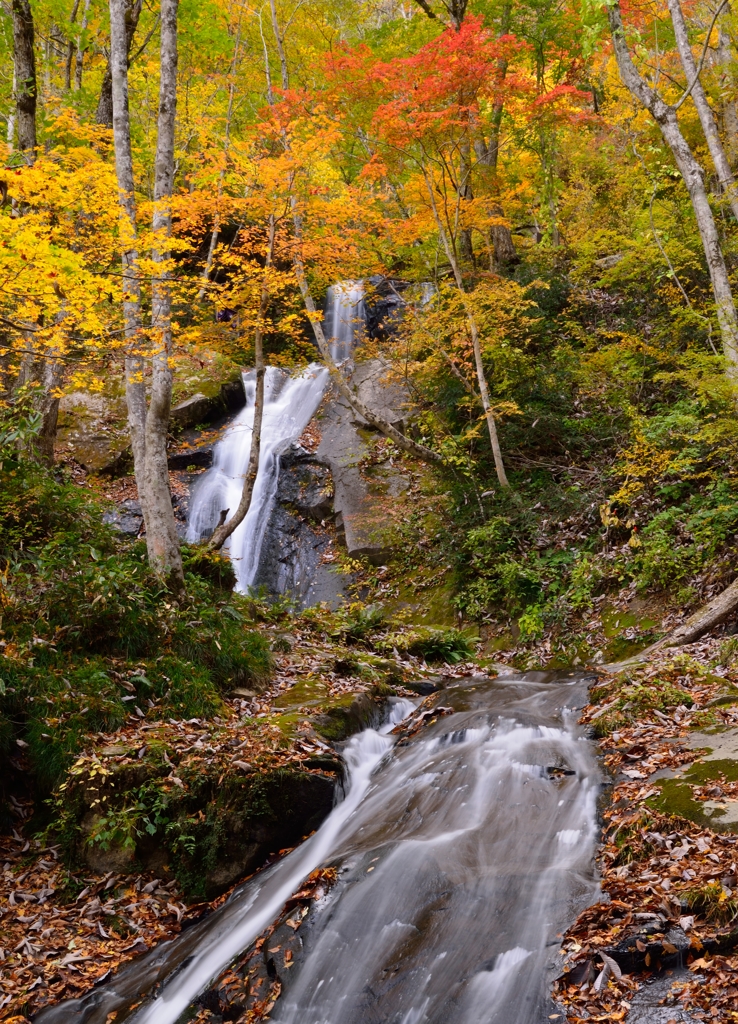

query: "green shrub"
xmin=182 ymin=545 xmax=238 ymax=590
xmin=381 ymin=627 xmax=477 ymax=664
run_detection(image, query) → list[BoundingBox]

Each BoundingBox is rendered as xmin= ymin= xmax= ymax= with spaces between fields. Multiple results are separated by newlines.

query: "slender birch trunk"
xmin=421 ymin=164 xmax=509 ymax=486
xmin=268 ymin=0 xmax=440 ymax=465
xmin=208 ymin=217 xmax=274 ymax=550
xmin=609 ymin=0 xmax=738 ymax=382
xmin=110 ymin=0 xmax=184 ymax=594
xmin=99 ymin=0 xmax=143 ymax=128
xmin=145 ymin=0 xmax=184 ymax=589
xmin=11 ymin=0 xmax=36 ymax=162
xmin=666 ymin=0 xmax=738 ymax=220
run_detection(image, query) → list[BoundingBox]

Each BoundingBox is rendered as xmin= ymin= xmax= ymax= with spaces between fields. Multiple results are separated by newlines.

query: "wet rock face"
xmin=252 ymin=445 xmax=346 ymax=608
xmin=254 ymin=359 xmax=411 ymax=603
xmin=363 ymin=275 xmax=411 ymax=341
xmin=317 ymin=360 xmax=410 ymax=565
xmin=277 ymin=450 xmax=334 ymax=521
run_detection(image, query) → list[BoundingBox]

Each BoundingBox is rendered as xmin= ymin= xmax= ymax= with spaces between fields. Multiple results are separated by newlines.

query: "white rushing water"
xmin=271 ymin=687 xmax=599 ymax=1024
xmin=128 ymin=698 xmax=416 ymax=1024
xmin=326 ymin=280 xmax=365 ymax=363
xmin=185 ymin=281 xmax=364 ymax=591
xmin=186 ymin=365 xmax=329 ymax=591
xmin=121 ymin=675 xmax=599 ymax=1024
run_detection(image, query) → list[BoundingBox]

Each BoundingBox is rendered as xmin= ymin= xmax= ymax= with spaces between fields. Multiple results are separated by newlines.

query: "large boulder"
xmin=316 ymin=359 xmax=410 ymax=565
xmin=57 ymin=391 xmax=131 ymax=475
xmin=170 ymin=392 xmax=213 ymax=429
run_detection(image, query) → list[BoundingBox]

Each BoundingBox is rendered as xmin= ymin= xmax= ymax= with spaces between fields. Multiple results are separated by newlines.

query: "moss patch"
xmin=647 ymin=778 xmax=738 ymax=832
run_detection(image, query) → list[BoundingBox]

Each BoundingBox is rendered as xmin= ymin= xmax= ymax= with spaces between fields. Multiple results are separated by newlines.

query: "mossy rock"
xmin=173 ymin=767 xmax=338 ymax=898
xmin=313 ymin=692 xmax=380 ymax=742
xmin=61 ymin=755 xmax=342 ymax=898
xmin=647 ymin=756 xmax=738 ymax=833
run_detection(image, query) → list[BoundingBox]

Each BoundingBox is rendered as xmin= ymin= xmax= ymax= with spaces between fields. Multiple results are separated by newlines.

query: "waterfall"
xmin=326 ymin=280 xmax=365 ymax=362
xmin=186 ymin=366 xmax=328 ymax=591
xmin=185 ymin=282 xmax=365 ymax=592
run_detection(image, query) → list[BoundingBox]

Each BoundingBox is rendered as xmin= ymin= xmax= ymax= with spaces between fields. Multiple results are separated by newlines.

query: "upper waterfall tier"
xmin=326 ymin=281 xmax=365 ymax=363
xmin=185 ymin=281 xmax=367 ymax=593
xmin=185 ymin=365 xmax=328 ymax=592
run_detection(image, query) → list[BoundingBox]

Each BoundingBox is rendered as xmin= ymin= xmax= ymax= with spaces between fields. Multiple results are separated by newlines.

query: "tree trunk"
xmin=145 ymin=0 xmax=184 ymax=591
xmin=608 ymin=0 xmax=738 ymax=382
xmin=12 ymin=0 xmax=36 ymax=162
xmin=421 ymin=164 xmax=510 ymax=486
xmin=664 ymin=580 xmax=738 ymax=646
xmin=667 ymin=0 xmax=738 ymax=220
xmin=109 ymin=0 xmax=184 ymax=595
xmin=716 ymin=21 xmax=738 ymax=168
xmin=208 ymin=218 xmax=273 ymax=551
xmin=36 ymin=351 xmax=64 ymax=465
xmin=14 ymin=341 xmax=64 ymax=465
xmin=74 ymin=0 xmax=92 ymax=91
xmin=65 ymin=0 xmax=81 ymax=91
xmin=458 ymin=133 xmax=474 ymax=265
xmin=476 ymin=1 xmax=518 ymax=268
xmin=98 ymin=0 xmax=142 ymax=128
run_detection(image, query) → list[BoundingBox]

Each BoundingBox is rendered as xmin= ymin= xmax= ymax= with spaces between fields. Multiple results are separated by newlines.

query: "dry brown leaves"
xmin=555 ymin=643 xmax=738 ymax=1022
xmin=0 ymin=827 xmax=193 ymax=1021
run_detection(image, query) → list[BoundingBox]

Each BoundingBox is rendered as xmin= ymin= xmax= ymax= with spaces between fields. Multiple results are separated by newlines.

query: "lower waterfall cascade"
xmin=36 ymin=673 xmax=600 ymax=1024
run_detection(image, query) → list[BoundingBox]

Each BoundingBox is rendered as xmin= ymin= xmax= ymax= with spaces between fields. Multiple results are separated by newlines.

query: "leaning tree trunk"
xmin=208 ymin=217 xmax=273 ymax=551
xmin=609 ymin=0 xmax=738 ymax=383
xmin=11 ymin=0 xmax=36 ymax=161
xmin=98 ymin=0 xmax=142 ymax=128
xmin=666 ymin=0 xmax=738 ymax=221
xmin=109 ymin=0 xmax=184 ymax=594
xmin=663 ymin=580 xmax=738 ymax=646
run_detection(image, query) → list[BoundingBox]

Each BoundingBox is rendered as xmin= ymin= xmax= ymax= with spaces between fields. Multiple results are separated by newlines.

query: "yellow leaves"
xmin=609 ymin=430 xmax=678 ymax=505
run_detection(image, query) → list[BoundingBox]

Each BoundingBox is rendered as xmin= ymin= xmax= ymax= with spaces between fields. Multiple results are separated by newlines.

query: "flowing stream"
xmin=185 ymin=282 xmax=364 ymax=591
xmin=38 ymin=285 xmax=601 ymax=1024
xmin=38 ymin=672 xmax=600 ymax=1024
